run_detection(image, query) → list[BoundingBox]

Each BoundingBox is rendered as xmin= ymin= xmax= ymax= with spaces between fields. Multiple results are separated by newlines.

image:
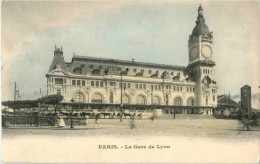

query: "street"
xmin=2 ymin=115 xmax=260 ymax=163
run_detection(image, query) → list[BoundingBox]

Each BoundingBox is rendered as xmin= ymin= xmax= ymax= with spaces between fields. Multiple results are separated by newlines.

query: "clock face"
xmin=202 ymin=46 xmax=212 ymax=58
xmin=190 ymin=47 xmax=198 ymax=60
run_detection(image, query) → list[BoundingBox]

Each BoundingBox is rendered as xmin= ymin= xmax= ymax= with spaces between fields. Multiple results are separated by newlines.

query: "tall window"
xmin=82 ymin=80 xmax=85 ymax=86
xmin=100 ymin=82 xmax=104 ymax=87
xmin=91 ymin=81 xmax=94 ymax=87
xmin=72 ymin=80 xmax=76 ymax=86
xmin=174 ymin=97 xmax=182 ymax=106
xmin=77 ymin=80 xmax=80 ymax=86
xmin=73 ymin=93 xmax=84 ymax=103
xmin=57 ymin=89 xmax=61 ymax=95
xmin=187 ymin=98 xmax=194 ymax=106
xmin=153 ymin=96 xmax=160 ymax=105
xmin=123 ymin=95 xmax=130 ymax=104
xmin=110 ymin=92 xmax=113 ymax=103
xmin=92 ymin=94 xmax=102 ymax=104
xmin=137 ymin=95 xmax=146 ymax=105
xmin=96 ymin=81 xmax=99 ymax=87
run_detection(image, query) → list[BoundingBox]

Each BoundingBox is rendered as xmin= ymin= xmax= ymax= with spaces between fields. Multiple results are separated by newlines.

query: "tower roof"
xmin=191 ymin=5 xmax=210 ymax=37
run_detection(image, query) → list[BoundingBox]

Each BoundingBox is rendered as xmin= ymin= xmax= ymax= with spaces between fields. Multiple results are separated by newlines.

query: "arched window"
xmin=123 ymin=95 xmax=130 ymax=104
xmin=174 ymin=97 xmax=182 ymax=106
xmin=73 ymin=93 xmax=84 ymax=103
xmin=73 ymin=67 xmax=82 ymax=74
xmin=137 ymin=95 xmax=146 ymax=105
xmin=92 ymin=94 xmax=102 ymax=104
xmin=152 ymin=96 xmax=160 ymax=105
xmin=186 ymin=98 xmax=194 ymax=106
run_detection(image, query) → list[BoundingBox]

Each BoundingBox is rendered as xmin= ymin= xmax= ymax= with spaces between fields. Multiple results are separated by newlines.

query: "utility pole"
xmin=229 ymin=91 xmax=231 ymax=112
xmin=120 ymin=72 xmax=123 ymax=122
xmin=14 ymin=81 xmax=16 ymax=101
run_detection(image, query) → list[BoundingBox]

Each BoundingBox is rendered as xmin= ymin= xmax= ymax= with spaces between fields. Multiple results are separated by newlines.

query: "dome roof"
xmin=191 ymin=5 xmax=210 ymax=37
xmin=191 ymin=22 xmax=209 ymax=37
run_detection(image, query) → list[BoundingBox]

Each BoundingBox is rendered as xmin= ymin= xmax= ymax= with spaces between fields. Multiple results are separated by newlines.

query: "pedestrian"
xmin=151 ymin=113 xmax=155 ymax=122
xmin=95 ymin=114 xmax=99 ymax=127
xmin=129 ymin=115 xmax=137 ymax=129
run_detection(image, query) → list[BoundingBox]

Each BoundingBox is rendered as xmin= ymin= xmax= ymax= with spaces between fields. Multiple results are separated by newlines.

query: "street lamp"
xmin=70 ymin=98 xmax=75 ymax=128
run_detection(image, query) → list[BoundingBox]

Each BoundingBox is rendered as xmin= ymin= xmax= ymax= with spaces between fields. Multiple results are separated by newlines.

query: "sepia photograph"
xmin=1 ymin=1 xmax=260 ymax=163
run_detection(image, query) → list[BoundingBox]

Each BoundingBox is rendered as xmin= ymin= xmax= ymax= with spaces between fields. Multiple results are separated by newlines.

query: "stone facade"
xmin=46 ymin=5 xmax=217 ymax=114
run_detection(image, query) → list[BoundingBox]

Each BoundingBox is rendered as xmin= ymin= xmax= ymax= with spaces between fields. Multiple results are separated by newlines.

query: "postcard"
xmin=1 ymin=1 xmax=260 ymax=163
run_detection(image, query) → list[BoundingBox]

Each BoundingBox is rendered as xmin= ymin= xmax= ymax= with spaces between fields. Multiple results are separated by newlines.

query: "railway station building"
xmin=46 ymin=5 xmax=218 ymax=114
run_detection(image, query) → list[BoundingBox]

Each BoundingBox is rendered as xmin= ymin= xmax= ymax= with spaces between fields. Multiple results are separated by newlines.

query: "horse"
xmin=137 ymin=113 xmax=142 ymax=119
xmin=101 ymin=112 xmax=112 ymax=119
xmin=117 ymin=113 xmax=122 ymax=118
xmin=60 ymin=111 xmax=70 ymax=116
xmin=80 ymin=112 xmax=93 ymax=118
xmin=123 ymin=113 xmax=132 ymax=118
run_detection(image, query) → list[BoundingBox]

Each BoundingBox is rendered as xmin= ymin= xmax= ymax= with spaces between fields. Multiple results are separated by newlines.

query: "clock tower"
xmin=187 ymin=5 xmax=217 ymax=109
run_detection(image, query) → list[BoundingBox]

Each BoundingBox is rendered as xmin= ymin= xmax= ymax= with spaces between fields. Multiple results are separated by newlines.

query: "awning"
xmin=2 ymin=94 xmax=63 ymax=109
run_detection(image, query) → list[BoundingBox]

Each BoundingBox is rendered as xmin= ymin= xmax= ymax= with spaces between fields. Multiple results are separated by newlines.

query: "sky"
xmin=1 ymin=1 xmax=260 ymax=101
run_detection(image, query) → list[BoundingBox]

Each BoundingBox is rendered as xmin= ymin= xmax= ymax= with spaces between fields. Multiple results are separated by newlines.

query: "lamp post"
xmin=70 ymin=98 xmax=75 ymax=128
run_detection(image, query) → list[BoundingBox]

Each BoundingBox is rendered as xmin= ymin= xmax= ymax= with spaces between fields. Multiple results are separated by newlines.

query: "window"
xmin=92 ymin=94 xmax=102 ymax=104
xmin=77 ymin=80 xmax=80 ymax=86
xmin=100 ymin=82 xmax=104 ymax=87
xmin=55 ymin=78 xmax=63 ymax=84
xmin=82 ymin=80 xmax=85 ymax=86
xmin=57 ymin=89 xmax=61 ymax=95
xmin=128 ymin=83 xmax=131 ymax=88
xmin=193 ymin=88 xmax=195 ymax=92
xmin=72 ymin=80 xmax=76 ymax=86
xmin=153 ymin=96 xmax=160 ymax=105
xmin=110 ymin=92 xmax=113 ymax=103
xmin=177 ymin=86 xmax=179 ymax=92
xmin=123 ymin=83 xmax=126 ymax=89
xmin=135 ymin=84 xmax=138 ymax=89
xmin=174 ymin=97 xmax=182 ymax=106
xmin=158 ymin=85 xmax=161 ymax=90
xmin=139 ymin=84 xmax=142 ymax=89
xmin=173 ymin=86 xmax=176 ymax=91
xmin=73 ymin=93 xmax=84 ymax=103
xmin=213 ymin=96 xmax=215 ymax=101
xmin=64 ymin=79 xmax=66 ymax=83
xmin=143 ymin=84 xmax=146 ymax=89
xmin=91 ymin=81 xmax=94 ymax=87
xmin=169 ymin=86 xmax=171 ymax=90
xmin=186 ymin=87 xmax=189 ymax=92
xmin=123 ymin=95 xmax=130 ymax=104
xmin=180 ymin=87 xmax=182 ymax=91
xmin=137 ymin=95 xmax=145 ymax=105
xmin=155 ymin=85 xmax=158 ymax=90
xmin=151 ymin=85 xmax=153 ymax=90
xmin=96 ymin=81 xmax=99 ymax=87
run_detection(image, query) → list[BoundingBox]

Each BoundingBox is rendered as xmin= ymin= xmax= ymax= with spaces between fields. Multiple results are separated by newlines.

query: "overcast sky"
xmin=1 ymin=1 xmax=260 ymax=101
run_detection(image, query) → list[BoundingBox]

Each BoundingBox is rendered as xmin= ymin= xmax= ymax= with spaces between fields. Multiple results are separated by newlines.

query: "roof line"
xmin=72 ymin=55 xmax=186 ymax=70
